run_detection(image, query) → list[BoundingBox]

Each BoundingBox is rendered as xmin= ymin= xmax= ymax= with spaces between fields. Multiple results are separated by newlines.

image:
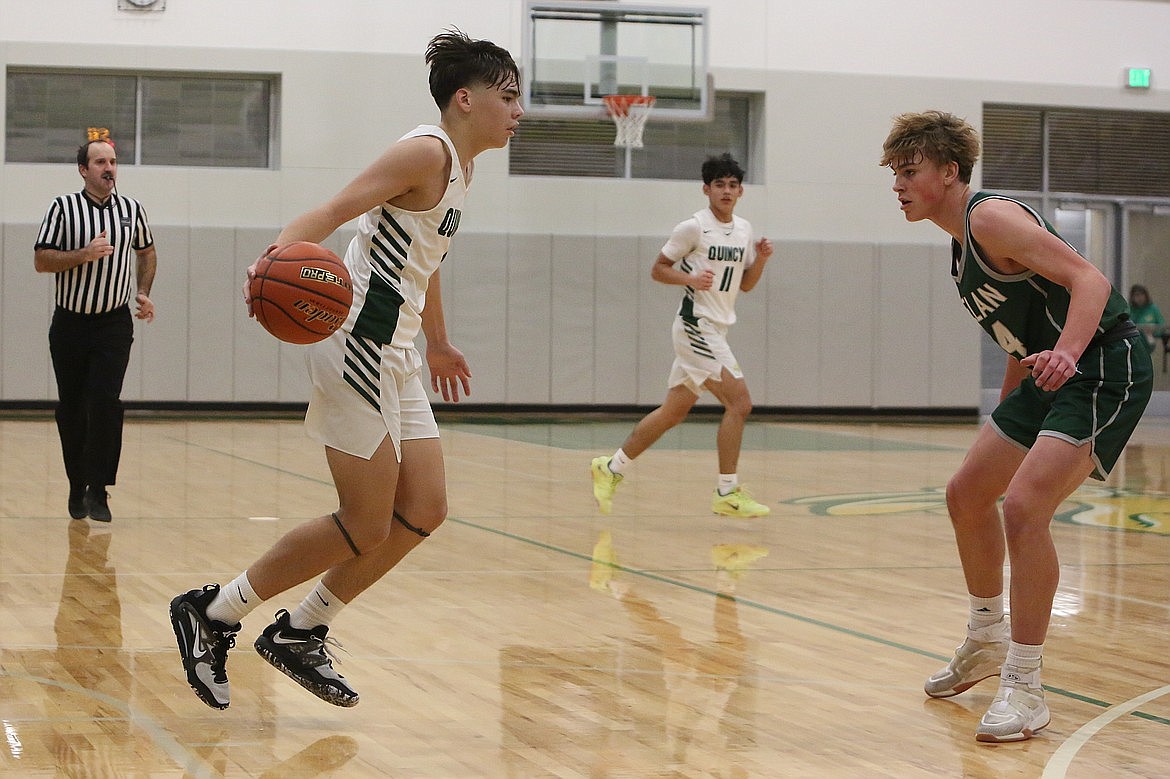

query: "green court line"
xmin=447 ymin=514 xmax=1170 ymax=728
xmin=444 ymin=420 xmax=958 ymax=452
xmin=171 ymin=432 xmax=1170 ymax=728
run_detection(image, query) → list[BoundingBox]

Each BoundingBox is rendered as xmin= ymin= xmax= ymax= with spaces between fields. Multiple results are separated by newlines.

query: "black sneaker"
xmin=84 ymin=487 xmax=112 ymax=523
xmin=68 ymin=485 xmax=87 ymax=520
xmin=169 ymin=584 xmax=241 ymax=709
xmin=254 ymin=610 xmax=359 ymax=707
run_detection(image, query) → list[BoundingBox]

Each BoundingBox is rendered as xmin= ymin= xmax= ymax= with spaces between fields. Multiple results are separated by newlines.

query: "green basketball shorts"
xmin=990 ymin=335 xmax=1153 ymax=480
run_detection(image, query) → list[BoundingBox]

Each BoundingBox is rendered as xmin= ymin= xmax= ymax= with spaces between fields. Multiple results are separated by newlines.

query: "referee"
xmin=33 ymin=131 xmax=157 ymax=523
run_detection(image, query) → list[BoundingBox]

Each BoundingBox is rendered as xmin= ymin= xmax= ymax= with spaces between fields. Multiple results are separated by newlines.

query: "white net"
xmin=604 ymin=95 xmax=656 ymax=149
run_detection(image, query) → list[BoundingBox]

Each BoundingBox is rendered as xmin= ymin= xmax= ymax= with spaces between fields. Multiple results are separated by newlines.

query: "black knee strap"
xmin=394 ymin=510 xmax=431 ymax=538
xmin=331 ymin=512 xmax=362 ymax=556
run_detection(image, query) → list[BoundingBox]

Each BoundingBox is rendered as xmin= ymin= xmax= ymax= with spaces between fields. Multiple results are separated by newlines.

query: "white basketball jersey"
xmin=343 ymin=125 xmax=467 ymax=349
xmin=660 ymin=208 xmax=756 ymax=327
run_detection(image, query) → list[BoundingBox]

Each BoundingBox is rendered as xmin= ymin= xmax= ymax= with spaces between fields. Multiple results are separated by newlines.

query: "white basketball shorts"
xmin=303 ymin=330 xmax=438 ymax=461
xmin=668 ymin=316 xmax=743 ymax=395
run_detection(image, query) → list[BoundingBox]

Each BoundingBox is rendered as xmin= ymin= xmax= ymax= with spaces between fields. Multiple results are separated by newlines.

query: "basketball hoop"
xmin=603 ymin=94 xmax=656 ymax=149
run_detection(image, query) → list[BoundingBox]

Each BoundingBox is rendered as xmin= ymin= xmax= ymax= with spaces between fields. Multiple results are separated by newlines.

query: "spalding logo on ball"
xmin=249 ymin=242 xmax=354 ymax=344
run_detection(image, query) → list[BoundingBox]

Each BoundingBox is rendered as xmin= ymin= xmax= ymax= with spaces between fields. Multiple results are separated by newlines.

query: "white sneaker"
xmin=975 ymin=665 xmax=1050 ymax=742
xmin=924 ymin=621 xmax=1007 ymax=698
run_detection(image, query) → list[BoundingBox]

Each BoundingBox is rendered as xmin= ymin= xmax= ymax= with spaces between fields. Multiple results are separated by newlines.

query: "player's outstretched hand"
xmin=427 ymin=341 xmax=472 ymax=403
xmin=243 ymin=243 xmax=279 ymax=318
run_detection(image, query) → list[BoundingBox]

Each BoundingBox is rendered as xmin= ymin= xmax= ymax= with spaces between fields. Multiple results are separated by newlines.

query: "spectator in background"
xmin=1129 ymin=284 xmax=1165 ymax=352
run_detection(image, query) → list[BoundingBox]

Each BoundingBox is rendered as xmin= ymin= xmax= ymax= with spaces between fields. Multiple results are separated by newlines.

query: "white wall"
xmin=2 ymin=0 xmax=1169 ymax=409
xmin=7 ymin=0 xmax=1168 ymax=86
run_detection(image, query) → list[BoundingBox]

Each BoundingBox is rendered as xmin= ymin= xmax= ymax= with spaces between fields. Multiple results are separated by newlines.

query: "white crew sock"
xmin=968 ymin=594 xmax=1005 ymax=631
xmin=609 ymin=448 xmax=633 ymax=475
xmin=289 ymin=581 xmax=347 ymax=630
xmin=206 ymin=571 xmax=260 ymax=625
xmin=1005 ymin=640 xmax=1043 ymax=672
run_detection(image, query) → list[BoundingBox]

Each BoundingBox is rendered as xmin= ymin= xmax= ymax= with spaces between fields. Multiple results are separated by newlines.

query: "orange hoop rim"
xmin=602 ymin=94 xmax=657 ymax=116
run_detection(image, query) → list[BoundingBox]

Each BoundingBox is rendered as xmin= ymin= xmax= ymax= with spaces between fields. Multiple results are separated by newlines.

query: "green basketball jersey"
xmin=951 ymin=192 xmax=1130 ymax=359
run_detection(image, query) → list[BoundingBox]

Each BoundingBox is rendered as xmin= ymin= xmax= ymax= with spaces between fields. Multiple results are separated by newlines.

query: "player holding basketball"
xmin=590 ymin=153 xmax=773 ymax=518
xmin=881 ymin=111 xmax=1152 ymax=742
xmin=169 ymin=29 xmax=523 ymax=709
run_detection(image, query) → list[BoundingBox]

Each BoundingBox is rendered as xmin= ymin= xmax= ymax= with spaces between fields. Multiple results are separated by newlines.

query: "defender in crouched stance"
xmin=881 ymin=111 xmax=1151 ymax=742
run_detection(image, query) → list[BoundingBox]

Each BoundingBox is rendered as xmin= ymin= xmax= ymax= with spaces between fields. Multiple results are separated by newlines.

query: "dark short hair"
xmin=76 ymin=139 xmax=114 ymax=167
xmin=701 ymin=153 xmax=744 ymax=184
xmin=426 ymin=28 xmax=520 ymax=110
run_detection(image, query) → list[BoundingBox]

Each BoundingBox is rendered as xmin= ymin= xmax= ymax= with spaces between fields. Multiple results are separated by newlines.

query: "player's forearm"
xmin=276 ymin=206 xmax=346 ymax=246
xmin=1055 ymin=273 xmax=1112 ymax=360
xmin=740 ymin=258 xmax=768 ymax=292
xmin=421 ymin=269 xmax=451 ymax=347
xmin=650 ymin=255 xmax=691 ymax=286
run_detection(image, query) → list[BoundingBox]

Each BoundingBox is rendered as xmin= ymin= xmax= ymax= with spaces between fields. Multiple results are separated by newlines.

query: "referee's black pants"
xmin=48 ymin=305 xmax=133 ymax=491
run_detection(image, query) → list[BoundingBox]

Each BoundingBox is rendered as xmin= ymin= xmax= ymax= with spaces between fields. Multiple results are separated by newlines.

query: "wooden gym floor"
xmin=0 ymin=412 xmax=1168 ymax=778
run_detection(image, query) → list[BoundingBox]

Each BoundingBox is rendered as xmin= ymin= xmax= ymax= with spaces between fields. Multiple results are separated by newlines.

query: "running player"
xmin=168 ymin=29 xmax=523 ymax=709
xmin=881 ymin=110 xmax=1152 ymax=742
xmin=590 ymin=153 xmax=774 ymax=518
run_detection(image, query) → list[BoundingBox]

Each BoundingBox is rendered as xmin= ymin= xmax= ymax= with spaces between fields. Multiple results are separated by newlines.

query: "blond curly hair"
xmin=880 ymin=110 xmax=981 ymax=183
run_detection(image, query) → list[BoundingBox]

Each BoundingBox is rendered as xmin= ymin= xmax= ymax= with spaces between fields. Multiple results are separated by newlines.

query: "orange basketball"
xmin=249 ymin=242 xmax=353 ymax=344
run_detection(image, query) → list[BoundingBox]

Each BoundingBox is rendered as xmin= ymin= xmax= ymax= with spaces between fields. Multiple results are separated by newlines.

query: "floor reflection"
xmin=1121 ymin=443 xmax=1170 ymax=494
xmin=49 ymin=521 xmax=127 ymax=777
xmin=499 ymin=531 xmax=767 ymax=777
xmin=256 ymin=734 xmax=360 ymax=778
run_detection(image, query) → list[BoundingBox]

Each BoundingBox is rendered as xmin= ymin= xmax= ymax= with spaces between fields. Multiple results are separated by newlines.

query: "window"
xmin=509 ymin=92 xmax=759 ymax=181
xmin=983 ymin=104 xmax=1170 ymax=198
xmin=6 ymin=67 xmax=278 ymax=168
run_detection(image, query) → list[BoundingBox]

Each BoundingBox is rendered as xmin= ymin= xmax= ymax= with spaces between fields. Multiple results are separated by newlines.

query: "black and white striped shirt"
xmin=34 ymin=190 xmax=154 ymax=314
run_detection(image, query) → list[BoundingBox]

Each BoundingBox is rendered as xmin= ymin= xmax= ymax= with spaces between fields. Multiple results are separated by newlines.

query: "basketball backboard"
xmin=522 ymin=1 xmax=711 ymax=121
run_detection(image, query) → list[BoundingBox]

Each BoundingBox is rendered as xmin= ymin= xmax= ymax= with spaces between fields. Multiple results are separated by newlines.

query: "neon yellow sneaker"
xmin=711 ymin=486 xmax=770 ymax=518
xmin=711 ymin=543 xmax=770 ymax=579
xmin=590 ymin=456 xmax=623 ymax=515
xmin=589 ymin=529 xmax=618 ymax=592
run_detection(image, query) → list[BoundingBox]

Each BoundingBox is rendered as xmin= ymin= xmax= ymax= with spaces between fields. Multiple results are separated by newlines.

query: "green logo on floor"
xmin=786 ymin=486 xmax=1170 ymax=535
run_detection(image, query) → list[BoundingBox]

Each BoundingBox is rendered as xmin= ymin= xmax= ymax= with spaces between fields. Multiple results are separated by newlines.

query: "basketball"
xmin=249 ymin=242 xmax=353 ymax=344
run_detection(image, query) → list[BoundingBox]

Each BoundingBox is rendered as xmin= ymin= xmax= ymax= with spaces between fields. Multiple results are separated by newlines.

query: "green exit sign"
xmin=1127 ymin=68 xmax=1151 ymax=89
